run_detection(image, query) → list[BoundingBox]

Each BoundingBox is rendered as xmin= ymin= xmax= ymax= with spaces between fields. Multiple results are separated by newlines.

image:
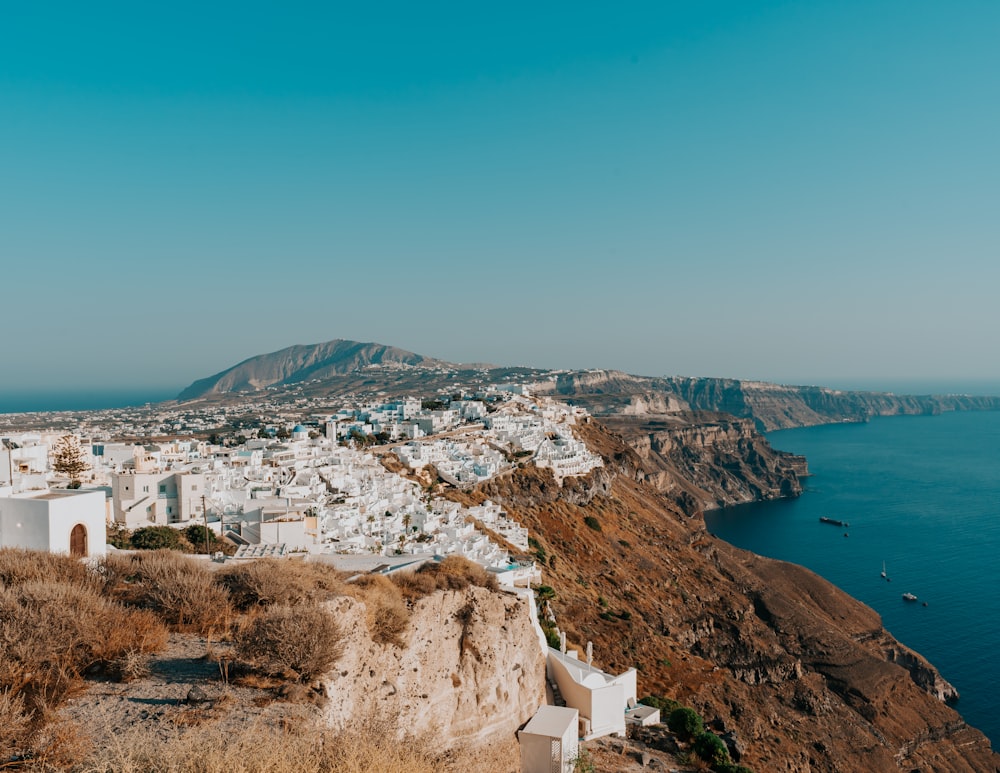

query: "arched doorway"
xmin=70 ymin=524 xmax=88 ymax=558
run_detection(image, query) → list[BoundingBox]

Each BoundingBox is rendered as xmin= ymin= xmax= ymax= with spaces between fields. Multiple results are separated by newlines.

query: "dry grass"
xmin=66 ymin=711 xmax=507 ymax=773
xmin=215 ymin=559 xmax=347 ymax=611
xmin=232 ymin=604 xmax=343 ymax=682
xmin=391 ymin=555 xmax=499 ymax=600
xmin=348 ymin=574 xmax=409 ymax=646
xmin=0 ymin=548 xmax=94 ymax=589
xmin=99 ymin=551 xmax=231 ymax=635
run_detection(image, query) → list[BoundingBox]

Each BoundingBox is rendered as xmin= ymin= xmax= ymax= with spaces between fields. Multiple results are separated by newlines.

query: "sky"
xmin=2 ymin=1 xmax=999 ymax=398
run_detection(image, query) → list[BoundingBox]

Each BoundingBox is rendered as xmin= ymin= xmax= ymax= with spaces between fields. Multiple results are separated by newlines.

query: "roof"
xmin=521 ymin=705 xmax=578 ymax=738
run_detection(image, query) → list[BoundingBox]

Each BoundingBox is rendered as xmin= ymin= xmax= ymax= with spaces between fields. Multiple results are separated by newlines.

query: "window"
xmin=142 ymin=486 xmax=149 ymax=493
xmin=159 ymin=485 xmax=166 ymax=493
xmin=191 ymin=485 xmax=198 ymax=491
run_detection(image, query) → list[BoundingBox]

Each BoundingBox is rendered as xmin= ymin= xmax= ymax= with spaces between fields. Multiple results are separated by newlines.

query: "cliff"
xmin=321 ymin=584 xmax=546 ymax=748
xmin=451 ymin=420 xmax=999 ymax=772
xmin=536 ymin=370 xmax=1000 ymax=431
xmin=599 ymin=413 xmax=806 ymax=511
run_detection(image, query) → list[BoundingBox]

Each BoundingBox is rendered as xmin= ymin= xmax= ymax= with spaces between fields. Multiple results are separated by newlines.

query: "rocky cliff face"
xmin=536 ymin=370 xmax=1000 ymax=431
xmin=321 ymin=585 xmax=546 ymax=748
xmin=453 ymin=420 xmax=999 ymax=772
xmin=600 ymin=414 xmax=806 ymax=511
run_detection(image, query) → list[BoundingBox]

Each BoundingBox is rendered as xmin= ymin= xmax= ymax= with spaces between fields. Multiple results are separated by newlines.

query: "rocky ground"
xmin=60 ymin=633 xmax=322 ymax=751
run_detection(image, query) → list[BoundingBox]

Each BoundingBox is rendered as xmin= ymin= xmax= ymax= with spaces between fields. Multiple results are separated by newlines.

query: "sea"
xmin=705 ymin=408 xmax=1000 ymax=747
xmin=0 ymin=389 xmax=176 ymax=415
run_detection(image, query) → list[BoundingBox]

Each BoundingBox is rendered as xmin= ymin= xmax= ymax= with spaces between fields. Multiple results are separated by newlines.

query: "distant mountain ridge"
xmin=177 ymin=339 xmax=449 ymax=400
xmin=531 ymin=370 xmax=1000 ymax=431
xmin=178 ymin=340 xmax=1000 ymax=431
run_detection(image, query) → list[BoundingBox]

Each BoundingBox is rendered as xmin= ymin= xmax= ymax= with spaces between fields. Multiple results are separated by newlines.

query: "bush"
xmin=693 ymin=731 xmax=730 ymax=767
xmin=0 ymin=547 xmax=93 ymax=587
xmin=131 ymin=526 xmax=182 ymax=551
xmin=0 ymin=579 xmax=167 ymax=717
xmin=640 ymin=694 xmax=681 ymax=714
xmin=182 ymin=524 xmax=219 ymax=553
xmin=535 ymin=585 xmax=556 ymax=601
xmin=234 ymin=604 xmax=342 ymax=681
xmin=100 ymin=550 xmax=231 ymax=633
xmin=583 ymin=515 xmax=601 ymax=532
xmin=667 ymin=706 xmax=704 ymax=740
xmin=351 ymin=575 xmax=409 ymax=646
xmin=391 ymin=556 xmax=498 ymax=600
xmin=217 ymin=559 xmax=346 ymax=611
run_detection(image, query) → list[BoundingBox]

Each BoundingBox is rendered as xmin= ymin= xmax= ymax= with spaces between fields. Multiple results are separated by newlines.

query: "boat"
xmin=902 ymin=592 xmax=918 ymax=602
xmin=819 ymin=516 xmax=849 ymax=527
xmin=881 ymin=561 xmax=887 ymax=579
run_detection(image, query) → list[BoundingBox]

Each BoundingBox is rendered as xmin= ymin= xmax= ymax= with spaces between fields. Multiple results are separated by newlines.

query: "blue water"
xmin=0 ymin=389 xmax=176 ymax=415
xmin=705 ymin=410 xmax=1000 ymax=746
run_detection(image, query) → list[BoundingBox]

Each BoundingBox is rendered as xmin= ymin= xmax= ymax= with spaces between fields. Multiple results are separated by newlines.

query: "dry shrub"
xmin=107 ymin=650 xmax=152 ymax=683
xmin=0 ymin=547 xmax=93 ymax=589
xmin=390 ymin=570 xmax=438 ymax=601
xmin=233 ymin=604 xmax=342 ymax=682
xmin=0 ymin=581 xmax=168 ymax=715
xmin=0 ymin=688 xmax=32 ymax=762
xmin=392 ymin=555 xmax=498 ymax=600
xmin=349 ymin=574 xmax=409 ymax=646
xmin=216 ymin=559 xmax=346 ymax=611
xmin=98 ymin=550 xmax=231 ymax=634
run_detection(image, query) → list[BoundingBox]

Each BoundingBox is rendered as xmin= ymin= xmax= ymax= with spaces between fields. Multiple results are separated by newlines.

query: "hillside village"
xmin=1 ymin=382 xmax=655 ymax=772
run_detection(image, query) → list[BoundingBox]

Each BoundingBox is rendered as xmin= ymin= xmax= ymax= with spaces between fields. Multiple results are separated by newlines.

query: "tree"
xmin=667 ymin=707 xmax=704 ymax=741
xmin=52 ymin=434 xmax=89 ymax=486
xmin=131 ymin=526 xmax=182 ymax=551
xmin=183 ymin=524 xmax=216 ymax=554
xmin=692 ymin=732 xmax=730 ymax=767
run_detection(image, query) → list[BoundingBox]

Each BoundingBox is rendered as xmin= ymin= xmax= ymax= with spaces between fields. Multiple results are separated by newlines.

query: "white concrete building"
xmin=546 ymin=648 xmax=637 ymax=740
xmin=518 ymin=705 xmax=579 ymax=773
xmin=0 ymin=489 xmax=107 ymax=558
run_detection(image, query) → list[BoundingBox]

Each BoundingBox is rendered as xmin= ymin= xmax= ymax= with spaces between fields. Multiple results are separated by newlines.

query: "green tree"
xmin=131 ymin=526 xmax=182 ymax=551
xmin=692 ymin=732 xmax=730 ymax=767
xmin=667 ymin=707 xmax=704 ymax=741
xmin=52 ymin=434 xmax=89 ymax=486
xmin=183 ymin=524 xmax=217 ymax=554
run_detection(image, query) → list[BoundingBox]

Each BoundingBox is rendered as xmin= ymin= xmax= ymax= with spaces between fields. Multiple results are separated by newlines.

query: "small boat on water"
xmin=820 ymin=516 xmax=849 ymax=527
xmin=902 ymin=592 xmax=918 ymax=602
xmin=881 ymin=561 xmax=887 ymax=580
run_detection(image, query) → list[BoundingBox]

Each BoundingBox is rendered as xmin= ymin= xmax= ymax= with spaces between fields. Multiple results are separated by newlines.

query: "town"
xmin=1 ymin=380 xmax=667 ymax=769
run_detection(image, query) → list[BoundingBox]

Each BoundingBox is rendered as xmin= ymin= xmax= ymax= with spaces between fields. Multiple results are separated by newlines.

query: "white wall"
xmin=0 ymin=489 xmax=107 ymax=558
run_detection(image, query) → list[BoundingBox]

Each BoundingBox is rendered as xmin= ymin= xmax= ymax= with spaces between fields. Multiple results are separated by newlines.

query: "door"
xmin=70 ymin=524 xmax=88 ymax=557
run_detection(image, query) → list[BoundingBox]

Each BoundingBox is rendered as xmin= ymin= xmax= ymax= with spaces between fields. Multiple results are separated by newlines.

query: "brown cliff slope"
xmin=455 ymin=419 xmax=999 ymax=773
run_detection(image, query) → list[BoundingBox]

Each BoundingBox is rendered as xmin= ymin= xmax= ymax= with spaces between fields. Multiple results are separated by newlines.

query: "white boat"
xmin=902 ymin=592 xmax=918 ymax=602
xmin=881 ymin=561 xmax=886 ymax=579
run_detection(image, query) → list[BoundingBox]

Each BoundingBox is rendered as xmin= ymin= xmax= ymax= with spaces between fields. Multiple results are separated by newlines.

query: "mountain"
xmin=177 ymin=339 xmax=451 ymax=400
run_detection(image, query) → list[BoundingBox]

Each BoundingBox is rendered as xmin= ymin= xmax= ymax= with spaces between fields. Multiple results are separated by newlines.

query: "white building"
xmin=518 ymin=705 xmax=579 ymax=773
xmin=546 ymin=648 xmax=637 ymax=740
xmin=0 ymin=489 xmax=107 ymax=558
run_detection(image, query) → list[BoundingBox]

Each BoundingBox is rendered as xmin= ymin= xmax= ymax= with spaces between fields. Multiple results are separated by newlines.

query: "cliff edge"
xmin=453 ymin=419 xmax=999 ymax=772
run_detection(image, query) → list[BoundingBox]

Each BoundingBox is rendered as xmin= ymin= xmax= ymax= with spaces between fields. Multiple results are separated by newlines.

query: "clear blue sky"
xmin=3 ymin=1 xmax=998 ymax=395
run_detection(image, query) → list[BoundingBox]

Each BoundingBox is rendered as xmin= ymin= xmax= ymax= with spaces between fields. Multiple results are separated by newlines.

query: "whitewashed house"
xmin=546 ymin=647 xmax=637 ymax=739
xmin=518 ymin=705 xmax=579 ymax=773
xmin=0 ymin=488 xmax=107 ymax=558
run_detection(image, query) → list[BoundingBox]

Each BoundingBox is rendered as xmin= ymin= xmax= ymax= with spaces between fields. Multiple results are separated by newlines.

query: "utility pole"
xmin=202 ymin=494 xmax=210 ymax=555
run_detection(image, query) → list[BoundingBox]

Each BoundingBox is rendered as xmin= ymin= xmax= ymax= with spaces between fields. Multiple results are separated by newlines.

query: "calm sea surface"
xmin=705 ymin=410 xmax=1000 ymax=746
xmin=0 ymin=390 xmax=175 ymax=414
